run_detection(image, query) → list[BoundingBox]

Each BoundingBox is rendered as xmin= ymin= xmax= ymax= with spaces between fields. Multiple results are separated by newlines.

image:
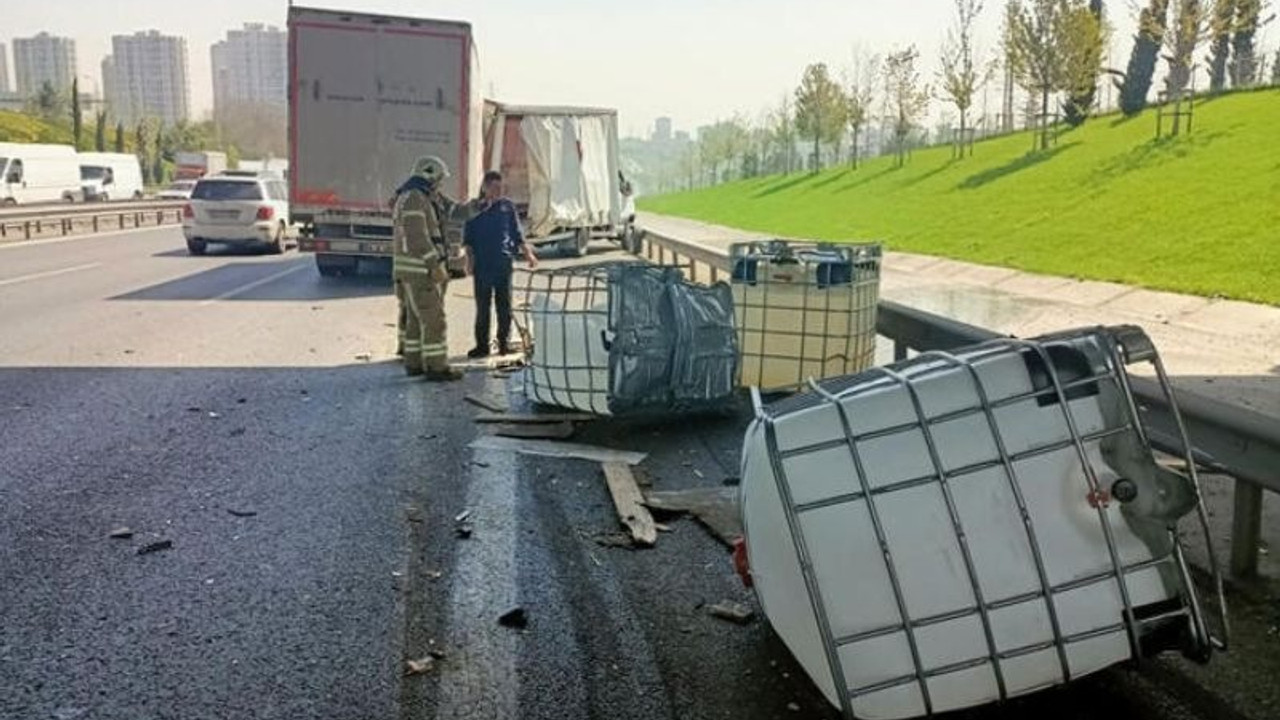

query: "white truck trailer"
xmin=288 ymin=5 xmax=481 ymax=277
xmin=482 ymin=102 xmax=632 ymax=257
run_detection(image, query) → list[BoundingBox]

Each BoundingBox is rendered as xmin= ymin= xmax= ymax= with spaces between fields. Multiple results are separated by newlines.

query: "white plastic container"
xmin=521 ymin=262 xmax=737 ymax=416
xmin=740 ymin=326 xmax=1222 ymax=719
xmin=730 ymin=241 xmax=881 ymax=392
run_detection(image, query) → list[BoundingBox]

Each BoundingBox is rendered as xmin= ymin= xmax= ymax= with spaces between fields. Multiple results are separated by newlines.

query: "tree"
xmin=846 ymin=53 xmax=879 ymax=168
xmin=1120 ymin=0 xmax=1171 ymax=114
xmin=227 ymin=145 xmax=241 ymax=171
xmin=115 ymin=121 xmax=126 ymax=154
xmin=939 ymin=0 xmax=986 ymax=154
xmin=71 ymin=78 xmax=82 ymax=149
xmin=153 ymin=124 xmax=166 ymax=186
xmin=1273 ymin=47 xmax=1280 ymax=83
xmin=882 ymin=46 xmax=932 ymax=166
xmin=1228 ymin=0 xmax=1273 ymax=86
xmin=1060 ymin=2 xmax=1108 ymax=124
xmin=135 ymin=121 xmax=150 ymax=185
xmin=771 ymin=95 xmax=797 ymax=173
xmin=1207 ymin=0 xmax=1238 ymax=91
xmin=1061 ymin=1 xmax=1107 ymax=125
xmin=1004 ymin=0 xmax=1069 ymax=149
xmin=94 ymin=111 xmax=107 ymax=152
xmin=794 ymin=63 xmax=846 ymax=171
xmin=28 ymin=81 xmax=67 ymax=122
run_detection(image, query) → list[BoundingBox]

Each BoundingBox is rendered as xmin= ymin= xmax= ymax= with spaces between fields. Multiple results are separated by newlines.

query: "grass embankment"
xmin=642 ymin=89 xmax=1280 ymax=305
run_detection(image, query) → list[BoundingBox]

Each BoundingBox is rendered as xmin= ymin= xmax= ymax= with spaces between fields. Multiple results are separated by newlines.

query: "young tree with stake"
xmin=939 ymin=0 xmax=987 ymax=156
xmin=882 ymin=46 xmax=931 ymax=167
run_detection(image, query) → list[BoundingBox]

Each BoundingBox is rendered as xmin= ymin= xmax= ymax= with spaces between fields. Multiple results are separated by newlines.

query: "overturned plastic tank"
xmin=740 ymin=325 xmax=1226 ymax=719
xmin=519 ymin=261 xmax=738 ymax=416
xmin=730 ymin=240 xmax=881 ymax=392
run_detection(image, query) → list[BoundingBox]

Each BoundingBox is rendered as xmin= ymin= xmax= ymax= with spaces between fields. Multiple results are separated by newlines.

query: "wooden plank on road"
xmin=602 ymin=462 xmax=658 ymax=547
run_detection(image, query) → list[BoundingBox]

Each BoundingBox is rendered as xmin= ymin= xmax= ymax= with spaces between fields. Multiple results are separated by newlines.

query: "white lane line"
xmin=0 ymin=223 xmax=177 ymax=251
xmin=0 ymin=262 xmax=102 ymax=288
xmin=198 ymin=262 xmax=309 ymax=306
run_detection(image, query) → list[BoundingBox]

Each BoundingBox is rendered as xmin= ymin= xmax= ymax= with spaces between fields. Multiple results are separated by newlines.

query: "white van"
xmin=79 ymin=152 xmax=145 ymax=202
xmin=0 ymin=143 xmax=83 ymax=205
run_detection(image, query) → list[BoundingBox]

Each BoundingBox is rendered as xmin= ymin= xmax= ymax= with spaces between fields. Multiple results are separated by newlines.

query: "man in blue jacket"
xmin=464 ymin=171 xmax=538 ymax=358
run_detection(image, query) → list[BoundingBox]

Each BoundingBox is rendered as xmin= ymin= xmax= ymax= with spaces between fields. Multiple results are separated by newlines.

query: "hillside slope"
xmin=642 ymin=89 xmax=1280 ymax=305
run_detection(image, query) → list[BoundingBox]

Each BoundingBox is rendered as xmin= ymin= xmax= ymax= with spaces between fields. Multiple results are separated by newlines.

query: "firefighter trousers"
xmin=395 ymin=260 xmax=450 ymax=374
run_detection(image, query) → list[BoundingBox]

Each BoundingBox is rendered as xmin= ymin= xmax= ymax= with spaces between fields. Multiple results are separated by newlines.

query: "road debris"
xmin=227 ymin=508 xmax=257 ymax=518
xmin=207 ymin=412 xmax=220 ymax=419
xmin=464 ymin=394 xmax=509 ymax=414
xmin=787 ymin=702 xmax=801 ymax=712
xmin=498 ymin=607 xmax=528 ymax=629
xmin=470 ymin=460 xmax=490 ymax=469
xmin=602 ymin=462 xmax=657 ymax=547
xmin=494 ymin=421 xmax=576 ymax=441
xmin=428 ymin=648 xmax=448 ymax=660
xmin=455 ymin=510 xmax=474 ymax=539
xmin=643 ymin=487 xmax=741 ymax=548
xmin=707 ymin=601 xmax=754 ymax=625
xmin=592 ymin=532 xmax=634 ymax=549
xmin=355 ymin=353 xmax=372 ymax=362
xmin=228 ymin=428 xmax=246 ymax=437
xmin=404 ymin=657 xmax=436 ymax=676
xmin=419 ymin=433 xmax=439 ymax=441
xmin=186 ymin=407 xmax=201 ymax=413
xmin=108 ymin=527 xmax=134 ymax=539
xmin=406 ymin=507 xmax=423 ymax=523
xmin=137 ymin=540 xmax=173 ymax=555
xmin=470 ymin=436 xmax=647 ymax=465
xmin=473 ymin=412 xmax=596 ymax=425
xmin=425 ymin=570 xmax=443 ymax=581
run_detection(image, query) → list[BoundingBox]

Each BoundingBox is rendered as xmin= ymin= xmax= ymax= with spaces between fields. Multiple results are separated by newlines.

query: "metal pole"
xmin=1231 ymin=481 xmax=1263 ymax=579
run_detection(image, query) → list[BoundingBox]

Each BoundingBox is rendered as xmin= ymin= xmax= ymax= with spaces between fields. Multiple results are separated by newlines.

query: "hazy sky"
xmin=4 ymin=1 xmax=1265 ymax=136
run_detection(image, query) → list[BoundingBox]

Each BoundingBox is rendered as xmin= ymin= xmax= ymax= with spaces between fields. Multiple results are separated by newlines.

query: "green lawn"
xmin=641 ymin=89 xmax=1280 ymax=306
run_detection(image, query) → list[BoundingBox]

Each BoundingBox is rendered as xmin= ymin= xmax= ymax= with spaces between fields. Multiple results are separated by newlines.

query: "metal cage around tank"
xmin=516 ymin=260 xmax=738 ymax=417
xmin=729 ymin=240 xmax=882 ymax=392
xmin=740 ymin=324 xmax=1228 ymax=719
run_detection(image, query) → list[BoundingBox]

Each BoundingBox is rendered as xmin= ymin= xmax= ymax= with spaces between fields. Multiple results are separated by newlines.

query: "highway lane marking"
xmin=0 ymin=224 xmax=177 ymax=251
xmin=198 ymin=262 xmax=310 ymax=305
xmin=0 ymin=262 xmax=102 ymax=288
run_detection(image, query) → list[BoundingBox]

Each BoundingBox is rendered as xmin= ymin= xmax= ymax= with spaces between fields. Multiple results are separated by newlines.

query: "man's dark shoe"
xmin=424 ymin=367 xmax=465 ymax=382
xmin=467 ymin=346 xmax=491 ymax=359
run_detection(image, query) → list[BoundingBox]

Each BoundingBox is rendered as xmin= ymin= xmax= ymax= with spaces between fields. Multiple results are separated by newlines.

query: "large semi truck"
xmin=288 ymin=5 xmax=481 ymax=277
xmin=481 ymin=102 xmax=634 ymax=257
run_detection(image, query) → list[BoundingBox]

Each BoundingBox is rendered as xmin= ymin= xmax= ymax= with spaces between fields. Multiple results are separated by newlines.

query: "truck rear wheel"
xmin=316 ymin=253 xmax=355 ymax=278
xmin=561 ymin=227 xmax=591 ymax=258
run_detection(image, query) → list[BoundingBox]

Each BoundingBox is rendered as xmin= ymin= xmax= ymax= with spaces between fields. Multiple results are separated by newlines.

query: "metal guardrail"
xmin=0 ymin=202 xmax=184 ymax=242
xmin=636 ymin=225 xmax=1280 ymax=580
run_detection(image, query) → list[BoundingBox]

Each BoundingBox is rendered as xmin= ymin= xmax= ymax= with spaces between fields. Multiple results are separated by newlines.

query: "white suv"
xmin=182 ymin=176 xmax=296 ymax=255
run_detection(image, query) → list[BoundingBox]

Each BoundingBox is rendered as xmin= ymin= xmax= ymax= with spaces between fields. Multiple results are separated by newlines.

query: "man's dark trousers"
xmin=474 ymin=265 xmax=513 ymax=352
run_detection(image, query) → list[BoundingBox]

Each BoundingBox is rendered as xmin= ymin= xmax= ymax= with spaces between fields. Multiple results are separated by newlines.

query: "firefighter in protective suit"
xmin=392 ymin=156 xmax=464 ymax=381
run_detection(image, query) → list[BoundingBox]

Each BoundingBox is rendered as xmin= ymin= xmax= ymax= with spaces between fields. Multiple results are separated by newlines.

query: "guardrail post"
xmin=894 ymin=340 xmax=908 ymax=362
xmin=134 ymin=212 xmax=141 ymax=227
xmin=25 ymin=221 xmax=32 ymax=240
xmin=1231 ymin=481 xmax=1263 ymax=579
xmin=711 ymin=266 xmax=719 ymax=283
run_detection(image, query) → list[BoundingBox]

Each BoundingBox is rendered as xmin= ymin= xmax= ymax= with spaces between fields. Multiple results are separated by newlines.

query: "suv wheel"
xmin=187 ymin=239 xmax=207 ymax=256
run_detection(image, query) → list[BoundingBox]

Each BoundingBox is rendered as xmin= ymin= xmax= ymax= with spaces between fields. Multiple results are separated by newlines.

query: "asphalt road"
xmin=0 ymin=228 xmax=1247 ymax=720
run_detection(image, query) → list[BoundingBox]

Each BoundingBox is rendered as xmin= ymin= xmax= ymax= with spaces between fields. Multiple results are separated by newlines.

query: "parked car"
xmin=158 ymin=180 xmax=196 ymax=200
xmin=0 ymin=143 xmax=83 ymax=205
xmin=182 ymin=176 xmax=296 ymax=255
xmin=78 ymin=152 xmax=144 ymax=202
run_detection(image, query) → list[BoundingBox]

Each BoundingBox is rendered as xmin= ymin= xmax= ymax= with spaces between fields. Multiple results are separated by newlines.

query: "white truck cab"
xmin=0 ymin=143 xmax=83 ymax=205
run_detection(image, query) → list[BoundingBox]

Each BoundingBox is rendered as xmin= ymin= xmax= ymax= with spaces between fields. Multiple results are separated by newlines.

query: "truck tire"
xmin=562 ymin=227 xmax=591 ymax=258
xmin=316 ymin=253 xmax=353 ymax=278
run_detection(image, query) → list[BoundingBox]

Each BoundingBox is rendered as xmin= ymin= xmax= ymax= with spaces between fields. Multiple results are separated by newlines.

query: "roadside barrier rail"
xmin=635 ymin=225 xmax=1280 ymax=580
xmin=0 ymin=201 xmax=184 ymax=242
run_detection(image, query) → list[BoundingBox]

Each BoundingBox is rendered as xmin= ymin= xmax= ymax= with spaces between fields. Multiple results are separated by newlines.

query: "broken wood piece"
xmin=708 ymin=600 xmax=754 ymax=625
xmin=404 ymin=657 xmax=436 ymax=676
xmin=602 ymin=462 xmax=658 ymax=547
xmin=469 ymin=436 xmax=647 ymax=465
xmin=473 ymin=412 xmax=596 ymax=425
xmin=642 ymin=487 xmax=742 ymax=548
xmin=493 ymin=422 xmax=576 ymax=441
xmin=464 ymin=394 xmax=509 ymax=414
